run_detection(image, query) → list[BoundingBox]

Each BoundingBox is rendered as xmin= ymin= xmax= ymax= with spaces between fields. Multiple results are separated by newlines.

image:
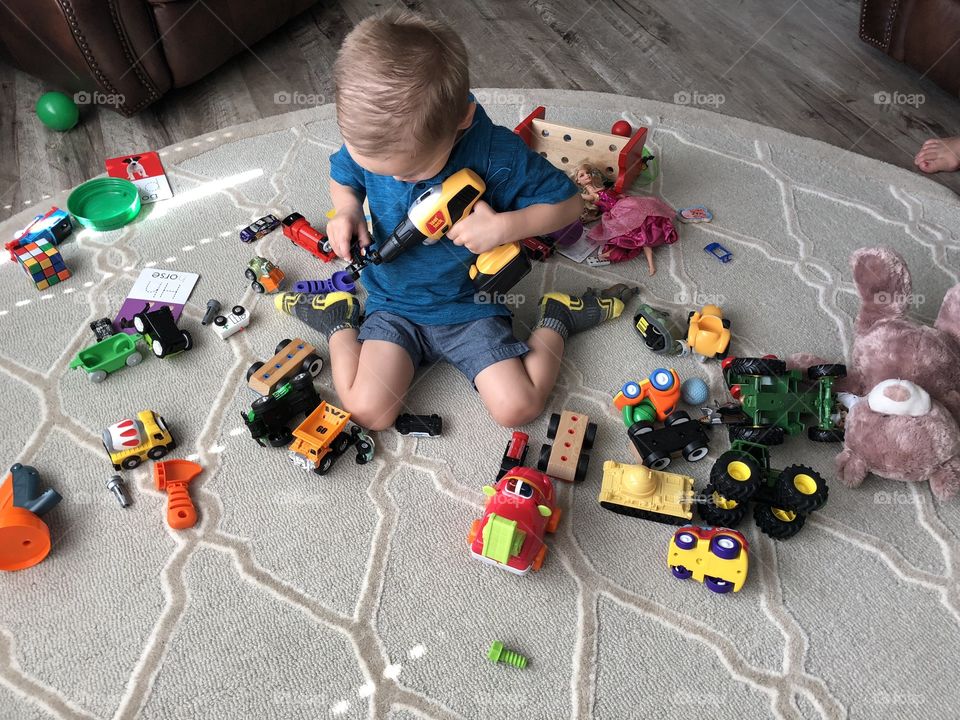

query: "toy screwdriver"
xmin=346 ymin=169 xmax=530 ymax=294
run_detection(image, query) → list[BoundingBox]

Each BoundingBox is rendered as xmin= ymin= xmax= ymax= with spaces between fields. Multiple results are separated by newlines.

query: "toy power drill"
xmin=346 ymin=169 xmax=531 ymax=295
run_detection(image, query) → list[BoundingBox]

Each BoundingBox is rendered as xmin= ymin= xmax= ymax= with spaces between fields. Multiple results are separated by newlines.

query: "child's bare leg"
xmin=644 ymin=246 xmax=656 ymax=276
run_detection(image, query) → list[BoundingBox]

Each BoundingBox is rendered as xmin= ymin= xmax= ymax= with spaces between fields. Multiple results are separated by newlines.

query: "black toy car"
xmin=243 ymin=372 xmax=321 ymax=447
xmin=628 ymin=411 xmax=710 ymax=470
xmin=395 ymin=413 xmax=443 ymax=437
xmin=132 ymin=306 xmax=192 ymax=358
xmin=89 ymin=317 xmax=116 ymax=342
xmin=240 ymin=214 xmax=280 ymax=243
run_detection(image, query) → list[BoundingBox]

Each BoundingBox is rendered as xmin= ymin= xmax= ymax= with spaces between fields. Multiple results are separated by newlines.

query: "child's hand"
xmin=326 ymin=209 xmax=371 ymax=260
xmin=447 ymin=201 xmax=509 ymax=255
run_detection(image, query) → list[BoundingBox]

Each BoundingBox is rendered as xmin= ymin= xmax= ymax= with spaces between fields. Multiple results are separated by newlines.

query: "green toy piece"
xmin=487 ymin=641 xmax=528 ymax=669
xmin=69 ymin=333 xmax=144 ymax=383
xmin=35 ymin=92 xmax=79 ymax=131
xmin=621 ymin=400 xmax=657 ymax=428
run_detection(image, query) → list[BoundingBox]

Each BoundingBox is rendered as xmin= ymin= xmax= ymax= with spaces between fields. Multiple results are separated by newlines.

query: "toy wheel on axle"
xmin=546 ymin=413 xmax=561 ymax=440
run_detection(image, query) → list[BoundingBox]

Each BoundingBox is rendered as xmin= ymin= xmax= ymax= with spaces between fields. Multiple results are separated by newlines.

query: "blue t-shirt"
xmin=329 ymin=101 xmax=577 ymax=325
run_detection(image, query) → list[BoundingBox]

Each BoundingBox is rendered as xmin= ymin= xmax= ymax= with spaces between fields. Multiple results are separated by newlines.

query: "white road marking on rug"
xmin=356 ymin=683 xmax=374 ymax=698
xmin=228 ymin=427 xmax=245 ymax=437
xmin=164 ymin=257 xmax=177 ymax=263
xmin=62 ymin=288 xmax=75 ymax=294
xmin=408 ymin=644 xmax=427 ymax=660
xmin=209 ymin=444 xmax=226 ymax=454
xmin=383 ymin=663 xmax=401 ymax=680
xmin=15 ymin=299 xmax=30 ymax=307
xmin=0 ymin=310 xmax=7 ymax=316
xmin=182 ymin=245 xmax=195 ymax=252
xmin=330 ymin=700 xmax=350 ymax=715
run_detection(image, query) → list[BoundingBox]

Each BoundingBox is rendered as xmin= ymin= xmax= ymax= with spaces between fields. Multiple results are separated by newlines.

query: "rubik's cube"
xmin=13 ymin=240 xmax=71 ymax=290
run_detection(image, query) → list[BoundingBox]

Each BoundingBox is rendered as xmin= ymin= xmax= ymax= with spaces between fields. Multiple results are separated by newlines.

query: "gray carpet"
xmin=1 ymin=89 xmax=959 ymax=720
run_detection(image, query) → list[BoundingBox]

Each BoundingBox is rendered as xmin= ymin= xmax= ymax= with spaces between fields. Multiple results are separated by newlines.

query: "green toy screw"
xmin=487 ymin=641 xmax=528 ymax=669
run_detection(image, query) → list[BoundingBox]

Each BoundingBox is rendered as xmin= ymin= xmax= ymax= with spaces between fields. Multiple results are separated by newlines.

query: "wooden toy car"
xmin=537 ymin=410 xmax=597 ymax=483
xmin=723 ymin=356 xmax=846 ymax=444
xmin=246 ymin=338 xmax=323 ymax=396
xmin=598 ymin=460 xmax=694 ymax=524
xmin=243 ymin=372 xmax=321 ymax=447
xmin=699 ymin=439 xmax=827 ymax=540
xmin=69 ymin=332 xmax=144 ymax=383
xmin=668 ymin=525 xmax=749 ymax=593
xmin=240 ymin=214 xmax=280 ymax=243
xmin=394 ymin=413 xmax=443 ymax=437
xmin=246 ymin=256 xmax=285 ymax=294
xmin=627 ymin=411 xmax=710 ymax=469
xmin=686 ymin=305 xmax=731 ymax=360
xmin=282 ymin=212 xmax=336 ymax=262
xmin=468 ymin=465 xmax=560 ymax=576
xmin=497 ymin=431 xmax=529 ymax=482
xmin=514 ymin=106 xmax=649 ymax=193
xmin=287 ymin=401 xmax=374 ymax=475
xmin=102 ymin=410 xmax=176 ymax=471
xmin=133 ymin=306 xmax=192 ymax=358
xmin=211 ymin=305 xmax=249 ymax=339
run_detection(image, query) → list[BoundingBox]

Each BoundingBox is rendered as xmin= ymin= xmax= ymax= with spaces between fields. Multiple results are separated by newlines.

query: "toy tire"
xmin=89 ymin=370 xmax=108 ymax=383
xmin=682 ymin=440 xmax=709 ymax=463
xmin=147 ymin=446 xmax=168 ymax=460
xmin=332 ymin=433 xmax=353 ymax=455
xmin=181 ymin=331 xmax=193 ymax=351
xmin=664 ymin=410 xmax=691 ymax=427
xmin=704 ymin=576 xmax=735 ymax=594
xmin=275 ymin=338 xmax=292 ymax=355
xmin=728 ymin=423 xmax=784 ymax=446
xmin=709 ymin=534 xmax=743 ymax=560
xmin=698 ymin=484 xmax=747 ymax=528
xmin=537 ymin=444 xmax=552 ymax=472
xmin=244 ymin=268 xmax=257 ymax=281
xmin=246 ymin=361 xmax=265 ymax=381
xmin=355 ymin=441 xmax=373 ymax=464
xmin=289 ymin=372 xmax=313 ymax=391
xmin=777 ymin=465 xmax=828 ymax=513
xmin=546 ymin=413 xmax=561 ymax=440
xmin=152 ymin=339 xmax=166 ymax=358
xmin=214 ymin=316 xmax=227 ymax=327
xmin=252 ymin=282 xmax=265 ymax=294
xmin=573 ymin=453 xmax=590 ymax=483
xmin=671 ymin=565 xmax=693 ymax=580
xmin=645 ymin=451 xmax=671 ymax=470
xmin=754 ymin=503 xmax=806 ymax=540
xmin=303 ymin=353 xmax=323 ymax=377
xmin=726 ymin=357 xmax=786 ymax=376
xmin=808 ymin=426 xmax=844 ymax=443
xmin=126 ymin=351 xmax=143 ymax=367
xmin=721 ymin=318 xmax=732 ymax=329
xmin=315 ymin=454 xmax=335 ymax=476
xmin=712 ymin=451 xmax=762 ymax=501
xmin=121 ymin=456 xmax=142 ymax=470
xmin=251 ymin=393 xmax=275 ymax=411
xmin=232 ymin=306 xmax=246 ymax=316
xmin=133 ymin=315 xmax=146 ymax=333
xmin=583 ymin=422 xmax=598 ymax=451
xmin=673 ymin=529 xmax=698 ymax=550
xmin=807 ymin=364 xmax=846 ymax=380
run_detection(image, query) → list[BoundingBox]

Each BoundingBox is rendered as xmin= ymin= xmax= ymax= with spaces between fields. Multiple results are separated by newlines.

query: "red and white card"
xmin=105 ymin=151 xmax=173 ymax=204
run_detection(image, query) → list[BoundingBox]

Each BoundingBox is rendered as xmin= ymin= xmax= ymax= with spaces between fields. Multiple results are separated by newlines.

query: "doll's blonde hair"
xmin=571 ymin=162 xmax=606 ymax=187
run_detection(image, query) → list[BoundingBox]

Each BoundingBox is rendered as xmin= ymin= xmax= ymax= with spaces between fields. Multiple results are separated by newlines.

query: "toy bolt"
xmin=201 ymin=299 xmax=221 ymax=326
xmin=487 ymin=641 xmax=528 ymax=669
xmin=106 ymin=474 xmax=130 ymax=508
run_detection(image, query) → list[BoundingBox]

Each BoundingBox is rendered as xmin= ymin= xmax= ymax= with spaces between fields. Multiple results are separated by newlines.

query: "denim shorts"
xmin=357 ymin=311 xmax=529 ymax=384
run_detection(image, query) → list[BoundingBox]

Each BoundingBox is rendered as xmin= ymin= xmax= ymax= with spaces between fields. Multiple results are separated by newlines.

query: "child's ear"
xmin=457 ymin=102 xmax=476 ymax=130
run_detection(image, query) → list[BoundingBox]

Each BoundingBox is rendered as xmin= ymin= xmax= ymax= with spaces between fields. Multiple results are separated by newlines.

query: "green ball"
xmin=36 ymin=92 xmax=80 ymax=131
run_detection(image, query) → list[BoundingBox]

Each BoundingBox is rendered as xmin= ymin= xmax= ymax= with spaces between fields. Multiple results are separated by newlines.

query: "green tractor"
xmin=699 ymin=439 xmax=828 ymax=540
xmin=722 ymin=356 xmax=846 ymax=445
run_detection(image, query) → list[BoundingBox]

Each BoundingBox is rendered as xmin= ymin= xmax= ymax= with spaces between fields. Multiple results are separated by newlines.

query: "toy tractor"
xmin=699 ymin=439 xmax=828 ymax=540
xmin=722 ymin=356 xmax=846 ymax=445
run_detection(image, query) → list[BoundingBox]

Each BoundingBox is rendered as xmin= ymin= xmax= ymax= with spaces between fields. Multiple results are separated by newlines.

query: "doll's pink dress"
xmin=587 ymin=189 xmax=677 ymax=263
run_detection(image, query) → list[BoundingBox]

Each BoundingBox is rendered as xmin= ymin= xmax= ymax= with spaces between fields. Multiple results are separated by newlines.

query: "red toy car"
xmin=467 ymin=466 xmax=560 ymax=576
xmin=520 ymin=235 xmax=555 ymax=262
xmin=281 ymin=212 xmax=336 ymax=262
xmin=497 ymin=431 xmax=529 ymax=481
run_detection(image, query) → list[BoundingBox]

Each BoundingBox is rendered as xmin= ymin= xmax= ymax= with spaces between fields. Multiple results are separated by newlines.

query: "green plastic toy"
xmin=35 ymin=92 xmax=79 ymax=131
xmin=487 ymin=641 xmax=528 ymax=669
xmin=69 ymin=333 xmax=144 ymax=383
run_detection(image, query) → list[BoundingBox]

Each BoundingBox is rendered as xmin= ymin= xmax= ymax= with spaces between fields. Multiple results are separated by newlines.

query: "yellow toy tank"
xmin=598 ymin=460 xmax=694 ymax=524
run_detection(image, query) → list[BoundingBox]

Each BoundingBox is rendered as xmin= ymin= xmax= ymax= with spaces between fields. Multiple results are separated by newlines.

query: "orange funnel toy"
xmin=153 ymin=460 xmax=201 ymax=529
xmin=0 ymin=464 xmax=62 ymax=571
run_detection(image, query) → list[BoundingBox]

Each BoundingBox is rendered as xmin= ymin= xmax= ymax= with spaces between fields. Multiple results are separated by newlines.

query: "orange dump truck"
xmin=287 ymin=401 xmax=374 ymax=475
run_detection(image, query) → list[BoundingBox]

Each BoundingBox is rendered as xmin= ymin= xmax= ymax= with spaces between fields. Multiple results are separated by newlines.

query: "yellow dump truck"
xmin=287 ymin=401 xmax=374 ymax=475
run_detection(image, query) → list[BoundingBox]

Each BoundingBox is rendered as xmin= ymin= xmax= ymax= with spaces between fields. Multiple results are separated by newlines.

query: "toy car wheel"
xmin=251 ymin=281 xmax=265 ymax=294
xmin=126 ymin=351 xmax=143 ymax=367
xmin=709 ymin=534 xmax=743 ymax=560
xmin=583 ymin=422 xmax=598 ymax=450
xmin=133 ymin=315 xmax=146 ymax=333
xmin=232 ymin=306 xmax=245 ymax=316
xmin=712 ymin=451 xmax=761 ymax=501
xmin=754 ymin=503 xmax=806 ymax=540
xmin=728 ymin=423 xmax=784 ymax=446
xmin=214 ymin=316 xmax=227 ymax=327
xmin=532 ymin=544 xmax=547 ymax=572
xmin=808 ymin=426 xmax=844 ymax=443
xmin=704 ymin=576 xmax=734 ymax=594
xmin=727 ymin=357 xmax=786 ymax=376
xmin=89 ymin=370 xmax=108 ymax=383
xmin=671 ymin=565 xmax=693 ymax=580
xmin=315 ymin=454 xmax=335 ymax=476
xmin=274 ymin=338 xmax=292 ymax=355
xmin=147 ymin=446 xmax=168 ymax=460
xmin=546 ymin=413 xmax=561 ymax=440
xmin=332 ymin=432 xmax=353 ymax=455
xmin=251 ymin=394 xmax=276 ymax=411
xmin=807 ymin=363 xmax=846 ymax=380
xmin=289 ymin=371 xmax=313 ymax=390
xmin=467 ymin=519 xmax=482 ymax=544
xmin=721 ymin=318 xmax=731 ymax=329
xmin=302 ymin=353 xmax=323 ymax=377
xmin=681 ymin=440 xmax=709 ymax=463
xmin=121 ymin=456 xmax=142 ymax=470
xmin=573 ymin=453 xmax=590 ymax=483
xmin=181 ymin=331 xmax=193 ymax=351
xmin=355 ymin=439 xmax=374 ymax=464
xmin=664 ymin=410 xmax=691 ymax=427
xmin=244 ymin=268 xmax=257 ymax=281
xmin=246 ymin=361 xmax=265 ymax=381
xmin=546 ymin=506 xmax=562 ymax=533
xmin=537 ymin=444 xmax=552 ymax=472
xmin=629 ymin=421 xmax=655 ymax=436
xmin=698 ymin=484 xmax=748 ymax=527
xmin=152 ymin=339 xmax=166 ymax=358
xmin=777 ymin=465 xmax=828 ymax=513
xmin=673 ymin=529 xmax=698 ymax=550
xmin=644 ymin=451 xmax=671 ymax=470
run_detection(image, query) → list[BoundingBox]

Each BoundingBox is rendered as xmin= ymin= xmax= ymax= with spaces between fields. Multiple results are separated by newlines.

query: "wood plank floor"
xmin=1 ymin=0 xmax=958 ymax=222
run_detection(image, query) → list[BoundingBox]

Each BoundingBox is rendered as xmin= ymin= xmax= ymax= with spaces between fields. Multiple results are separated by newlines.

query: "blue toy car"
xmin=704 ymin=242 xmax=733 ymax=263
xmin=240 ymin=214 xmax=280 ymax=243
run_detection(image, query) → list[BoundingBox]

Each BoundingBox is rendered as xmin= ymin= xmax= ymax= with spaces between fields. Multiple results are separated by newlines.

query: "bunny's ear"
xmin=934 ymin=283 xmax=960 ymax=347
xmin=851 ymin=247 xmax=911 ymax=333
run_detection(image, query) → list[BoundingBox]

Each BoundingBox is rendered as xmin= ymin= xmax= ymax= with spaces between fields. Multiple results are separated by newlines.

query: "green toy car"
xmin=69 ymin=332 xmax=144 ymax=383
xmin=722 ymin=355 xmax=846 ymax=445
xmin=699 ymin=439 xmax=828 ymax=540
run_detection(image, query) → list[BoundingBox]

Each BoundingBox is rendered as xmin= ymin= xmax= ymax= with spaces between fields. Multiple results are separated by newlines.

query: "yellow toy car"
xmin=598 ymin=460 xmax=693 ymax=523
xmin=686 ymin=305 xmax=731 ymax=359
xmin=102 ymin=410 xmax=176 ymax=470
xmin=667 ymin=525 xmax=749 ymax=593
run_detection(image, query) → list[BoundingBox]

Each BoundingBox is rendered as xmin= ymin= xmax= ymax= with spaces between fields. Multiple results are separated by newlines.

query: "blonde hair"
xmin=571 ymin=163 xmax=605 ymax=188
xmin=334 ymin=9 xmax=470 ymax=157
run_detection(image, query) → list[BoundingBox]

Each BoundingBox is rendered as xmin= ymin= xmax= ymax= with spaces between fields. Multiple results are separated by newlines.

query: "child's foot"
xmin=274 ymin=291 xmax=362 ymax=340
xmin=536 ymin=286 xmax=628 ymax=340
xmin=914 ymin=136 xmax=960 ymax=174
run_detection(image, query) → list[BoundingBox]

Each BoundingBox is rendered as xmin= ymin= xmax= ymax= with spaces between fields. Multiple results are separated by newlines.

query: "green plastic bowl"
xmin=68 ymin=178 xmax=141 ymax=230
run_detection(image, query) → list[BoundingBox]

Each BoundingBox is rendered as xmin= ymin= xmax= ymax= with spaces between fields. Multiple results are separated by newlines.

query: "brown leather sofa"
xmin=860 ymin=0 xmax=960 ymax=97
xmin=0 ymin=0 xmax=318 ymax=116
